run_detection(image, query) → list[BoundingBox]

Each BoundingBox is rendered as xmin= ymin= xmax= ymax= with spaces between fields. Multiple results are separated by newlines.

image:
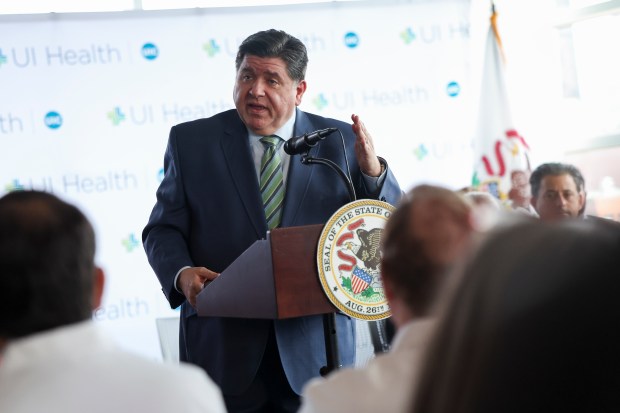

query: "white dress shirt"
xmin=299 ymin=318 xmax=435 ymax=413
xmin=0 ymin=321 xmax=227 ymax=413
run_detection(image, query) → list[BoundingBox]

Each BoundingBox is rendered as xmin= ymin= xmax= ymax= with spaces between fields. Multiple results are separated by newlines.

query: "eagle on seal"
xmin=348 ymin=228 xmax=383 ymax=270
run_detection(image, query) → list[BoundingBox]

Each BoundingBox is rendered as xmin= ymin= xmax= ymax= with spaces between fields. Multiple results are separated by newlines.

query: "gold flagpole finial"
xmin=490 ymin=1 xmax=506 ymax=63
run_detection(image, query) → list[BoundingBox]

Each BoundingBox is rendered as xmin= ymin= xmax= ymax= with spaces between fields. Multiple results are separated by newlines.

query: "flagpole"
xmin=490 ymin=1 xmax=506 ymax=63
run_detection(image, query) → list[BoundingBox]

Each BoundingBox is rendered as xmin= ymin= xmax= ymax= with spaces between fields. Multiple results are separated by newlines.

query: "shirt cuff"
xmin=361 ymin=157 xmax=387 ymax=195
xmin=174 ymin=266 xmax=191 ymax=293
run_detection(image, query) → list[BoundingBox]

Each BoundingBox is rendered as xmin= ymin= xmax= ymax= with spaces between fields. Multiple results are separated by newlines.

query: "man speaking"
xmin=143 ymin=29 xmax=401 ymax=412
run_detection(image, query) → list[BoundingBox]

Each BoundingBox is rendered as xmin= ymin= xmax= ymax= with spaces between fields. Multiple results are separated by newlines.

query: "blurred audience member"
xmin=411 ymin=219 xmax=620 ymax=413
xmin=530 ymin=162 xmax=620 ymax=229
xmin=507 ymin=169 xmax=534 ymax=213
xmin=461 ymin=190 xmax=501 ymax=231
xmin=529 ymin=162 xmax=586 ymax=221
xmin=0 ymin=191 xmax=226 ymax=413
xmin=299 ymin=185 xmax=475 ymax=413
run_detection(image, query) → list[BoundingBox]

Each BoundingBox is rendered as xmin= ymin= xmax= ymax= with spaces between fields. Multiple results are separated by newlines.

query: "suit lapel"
xmin=221 ymin=116 xmax=267 ymax=238
xmin=281 ymin=110 xmax=321 ymax=226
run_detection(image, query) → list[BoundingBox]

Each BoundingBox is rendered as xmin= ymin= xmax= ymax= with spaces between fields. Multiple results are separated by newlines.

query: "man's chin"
xmin=554 ymin=211 xmax=574 ymax=220
xmin=245 ymin=120 xmax=271 ymax=135
xmin=543 ymin=211 xmax=572 ymax=221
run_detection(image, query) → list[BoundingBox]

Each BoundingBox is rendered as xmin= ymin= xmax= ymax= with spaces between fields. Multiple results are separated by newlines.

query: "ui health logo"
xmin=106 ymin=101 xmax=233 ymax=126
xmin=108 ymin=107 xmax=126 ymax=125
xmin=400 ymin=22 xmax=468 ymax=45
xmin=0 ymin=44 xmax=122 ymax=68
xmin=413 ymin=144 xmax=429 ymax=161
xmin=4 ymin=170 xmax=139 ymax=196
xmin=312 ymin=94 xmax=329 ymax=111
xmin=203 ymin=40 xmax=221 ymax=57
xmin=122 ymin=233 xmax=140 ymax=252
xmin=400 ymin=28 xmax=416 ymax=45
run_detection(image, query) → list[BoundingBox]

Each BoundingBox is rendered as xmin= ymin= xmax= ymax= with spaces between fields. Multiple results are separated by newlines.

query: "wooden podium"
xmin=196 ymin=224 xmax=336 ymax=319
xmin=196 ymin=223 xmax=342 ymax=373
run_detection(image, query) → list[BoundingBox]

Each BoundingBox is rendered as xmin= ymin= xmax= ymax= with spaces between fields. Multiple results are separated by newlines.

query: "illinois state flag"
xmin=471 ymin=9 xmax=532 ymax=211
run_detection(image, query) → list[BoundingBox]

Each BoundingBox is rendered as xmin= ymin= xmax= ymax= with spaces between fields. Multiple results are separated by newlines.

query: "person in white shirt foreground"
xmin=299 ymin=185 xmax=476 ymax=413
xmin=0 ymin=190 xmax=226 ymax=413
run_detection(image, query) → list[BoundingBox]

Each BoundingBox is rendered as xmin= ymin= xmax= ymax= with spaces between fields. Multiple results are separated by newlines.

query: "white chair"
xmin=155 ymin=316 xmax=180 ymax=363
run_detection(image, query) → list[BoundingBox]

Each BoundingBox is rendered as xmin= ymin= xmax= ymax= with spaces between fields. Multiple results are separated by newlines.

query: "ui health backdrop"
xmin=0 ymin=0 xmax=472 ymax=359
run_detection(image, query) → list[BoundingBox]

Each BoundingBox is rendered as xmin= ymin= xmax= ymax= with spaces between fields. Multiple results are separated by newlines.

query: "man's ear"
xmin=530 ymin=196 xmax=538 ymax=212
xmin=92 ymin=267 xmax=105 ymax=310
xmin=295 ymin=79 xmax=307 ymax=106
xmin=578 ymin=190 xmax=586 ymax=213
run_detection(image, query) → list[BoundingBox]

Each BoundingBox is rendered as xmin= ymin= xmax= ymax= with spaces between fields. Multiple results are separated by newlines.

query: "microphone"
xmin=283 ymin=127 xmax=339 ymax=155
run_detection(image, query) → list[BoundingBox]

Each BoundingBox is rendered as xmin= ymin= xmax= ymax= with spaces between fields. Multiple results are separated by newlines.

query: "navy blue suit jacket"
xmin=142 ymin=108 xmax=401 ymax=395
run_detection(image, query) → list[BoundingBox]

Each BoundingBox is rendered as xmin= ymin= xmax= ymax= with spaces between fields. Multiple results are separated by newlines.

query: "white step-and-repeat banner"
xmin=0 ymin=0 xmax=472 ymax=359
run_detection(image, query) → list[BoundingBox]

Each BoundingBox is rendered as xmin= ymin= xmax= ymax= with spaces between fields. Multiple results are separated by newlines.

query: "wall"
xmin=0 ymin=0 xmax=472 ymax=359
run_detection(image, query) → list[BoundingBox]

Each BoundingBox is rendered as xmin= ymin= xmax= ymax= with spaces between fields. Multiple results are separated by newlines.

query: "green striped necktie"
xmin=259 ymin=135 xmax=285 ymax=230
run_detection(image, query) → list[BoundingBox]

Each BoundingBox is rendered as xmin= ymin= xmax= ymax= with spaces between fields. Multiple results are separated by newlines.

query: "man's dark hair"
xmin=529 ymin=162 xmax=585 ymax=197
xmin=0 ymin=190 xmax=96 ymax=338
xmin=235 ymin=29 xmax=308 ymax=82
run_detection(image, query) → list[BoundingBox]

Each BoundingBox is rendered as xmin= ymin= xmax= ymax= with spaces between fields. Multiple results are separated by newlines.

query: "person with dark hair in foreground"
xmin=0 ymin=191 xmax=226 ymax=413
xmin=299 ymin=185 xmax=475 ymax=413
xmin=411 ymin=219 xmax=620 ymax=413
xmin=143 ymin=29 xmax=401 ymax=412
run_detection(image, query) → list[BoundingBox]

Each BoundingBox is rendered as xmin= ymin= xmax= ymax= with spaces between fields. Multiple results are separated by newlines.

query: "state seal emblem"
xmin=317 ymin=199 xmax=394 ymax=320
